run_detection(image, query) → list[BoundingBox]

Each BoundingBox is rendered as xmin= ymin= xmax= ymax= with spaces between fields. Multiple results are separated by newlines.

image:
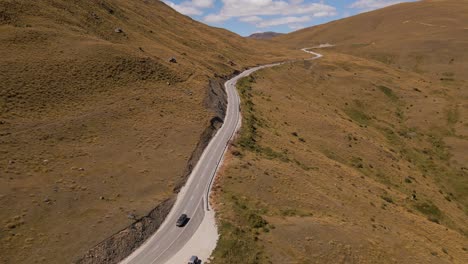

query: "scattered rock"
xmin=114 ymin=28 xmax=123 ymax=33
xmin=169 ymin=57 xmax=177 ymax=63
xmin=99 ymin=196 xmax=105 ymax=200
xmin=127 ymin=213 xmax=136 ymax=220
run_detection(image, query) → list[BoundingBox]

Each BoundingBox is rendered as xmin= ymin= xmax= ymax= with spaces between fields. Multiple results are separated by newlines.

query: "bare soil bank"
xmin=75 ymin=75 xmax=229 ymax=263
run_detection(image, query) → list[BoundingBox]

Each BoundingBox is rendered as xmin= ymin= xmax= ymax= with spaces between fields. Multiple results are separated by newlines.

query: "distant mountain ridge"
xmin=275 ymin=0 xmax=468 ymax=79
xmin=248 ymin=31 xmax=284 ymax=39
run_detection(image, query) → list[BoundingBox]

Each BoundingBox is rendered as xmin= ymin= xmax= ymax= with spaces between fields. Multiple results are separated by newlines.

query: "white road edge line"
xmin=120 ymin=47 xmax=325 ymax=264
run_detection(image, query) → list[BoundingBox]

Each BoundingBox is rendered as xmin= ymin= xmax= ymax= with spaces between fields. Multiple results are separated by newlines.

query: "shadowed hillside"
xmin=248 ymin=31 xmax=284 ymax=40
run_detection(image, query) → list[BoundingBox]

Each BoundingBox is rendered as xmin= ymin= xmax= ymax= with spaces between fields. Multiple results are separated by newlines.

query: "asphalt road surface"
xmin=120 ymin=49 xmax=323 ymax=264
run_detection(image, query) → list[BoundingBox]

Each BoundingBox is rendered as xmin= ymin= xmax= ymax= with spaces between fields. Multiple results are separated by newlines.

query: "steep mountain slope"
xmin=212 ymin=49 xmax=468 ymax=264
xmin=210 ymin=1 xmax=468 ymax=263
xmin=0 ymin=1 xmax=304 ymax=263
xmin=275 ymin=0 xmax=468 ymax=79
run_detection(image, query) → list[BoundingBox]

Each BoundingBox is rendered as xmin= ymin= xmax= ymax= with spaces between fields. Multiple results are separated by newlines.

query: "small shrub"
xmin=345 ymin=108 xmax=371 ymax=125
xmin=381 ymin=195 xmax=394 ymax=204
xmin=248 ymin=213 xmax=268 ymax=229
xmin=351 ymin=156 xmax=364 ymax=168
xmin=232 ymin=150 xmax=242 ymax=156
xmin=280 ymin=208 xmax=297 ymax=216
xmin=378 ymin=85 xmax=398 ymax=101
xmin=415 ymin=201 xmax=442 ymax=223
xmin=428 ymin=216 xmax=440 ymax=224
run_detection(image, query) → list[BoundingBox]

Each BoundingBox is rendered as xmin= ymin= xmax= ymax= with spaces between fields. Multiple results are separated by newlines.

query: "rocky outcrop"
xmin=173 ymin=77 xmax=228 ymax=193
xmin=76 ymin=198 xmax=175 ymax=264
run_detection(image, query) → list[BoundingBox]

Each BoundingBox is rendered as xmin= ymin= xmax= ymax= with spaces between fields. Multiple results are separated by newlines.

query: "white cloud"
xmin=239 ymin=16 xmax=263 ymax=23
xmin=163 ymin=0 xmax=215 ymax=16
xmin=289 ymin=23 xmax=306 ymax=30
xmin=192 ymin=0 xmax=215 ymax=8
xmin=204 ymin=13 xmax=229 ymax=23
xmin=349 ymin=0 xmax=404 ymax=10
xmin=257 ymin=16 xmax=311 ymax=28
xmin=203 ymin=0 xmax=337 ymax=24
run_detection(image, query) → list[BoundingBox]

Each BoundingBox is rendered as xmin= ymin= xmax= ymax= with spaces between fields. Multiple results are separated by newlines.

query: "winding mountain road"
xmin=120 ymin=48 xmax=323 ymax=264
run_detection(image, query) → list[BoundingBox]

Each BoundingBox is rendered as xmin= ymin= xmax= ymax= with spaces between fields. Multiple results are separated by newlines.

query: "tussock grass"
xmin=345 ymin=108 xmax=372 ymax=125
xmin=237 ymin=76 xmax=290 ymax=162
xmin=378 ymin=85 xmax=399 ymax=101
xmin=414 ymin=201 xmax=443 ymax=223
xmin=212 ymin=194 xmax=271 ymax=264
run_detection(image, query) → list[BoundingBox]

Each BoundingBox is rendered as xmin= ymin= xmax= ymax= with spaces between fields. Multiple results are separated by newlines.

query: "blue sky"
xmin=162 ymin=0 xmax=416 ymax=36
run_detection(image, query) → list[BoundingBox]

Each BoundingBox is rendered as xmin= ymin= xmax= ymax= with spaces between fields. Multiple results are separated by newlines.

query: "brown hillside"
xmin=212 ymin=50 xmax=468 ymax=264
xmin=211 ymin=1 xmax=468 ymax=263
xmin=0 ymin=1 xmax=304 ymax=263
xmin=275 ymin=0 xmax=468 ymax=79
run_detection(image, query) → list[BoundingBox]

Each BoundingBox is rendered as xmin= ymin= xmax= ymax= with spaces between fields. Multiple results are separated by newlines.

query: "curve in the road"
xmin=120 ymin=48 xmax=323 ymax=264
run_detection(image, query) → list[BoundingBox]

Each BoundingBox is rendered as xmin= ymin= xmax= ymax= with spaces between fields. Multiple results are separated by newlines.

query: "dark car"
xmin=188 ymin=256 xmax=200 ymax=264
xmin=176 ymin=214 xmax=188 ymax=227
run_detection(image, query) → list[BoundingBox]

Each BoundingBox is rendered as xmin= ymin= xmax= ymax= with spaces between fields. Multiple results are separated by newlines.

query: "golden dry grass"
xmin=275 ymin=0 xmax=468 ymax=80
xmin=212 ymin=51 xmax=468 ymax=263
xmin=0 ymin=1 xmax=305 ymax=263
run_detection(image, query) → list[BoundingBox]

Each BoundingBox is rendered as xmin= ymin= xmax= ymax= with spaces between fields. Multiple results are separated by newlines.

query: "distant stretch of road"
xmin=120 ymin=48 xmax=323 ymax=264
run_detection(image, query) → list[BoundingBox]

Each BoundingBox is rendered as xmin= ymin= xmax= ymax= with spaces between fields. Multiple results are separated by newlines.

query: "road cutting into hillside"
xmin=120 ymin=49 xmax=323 ymax=264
